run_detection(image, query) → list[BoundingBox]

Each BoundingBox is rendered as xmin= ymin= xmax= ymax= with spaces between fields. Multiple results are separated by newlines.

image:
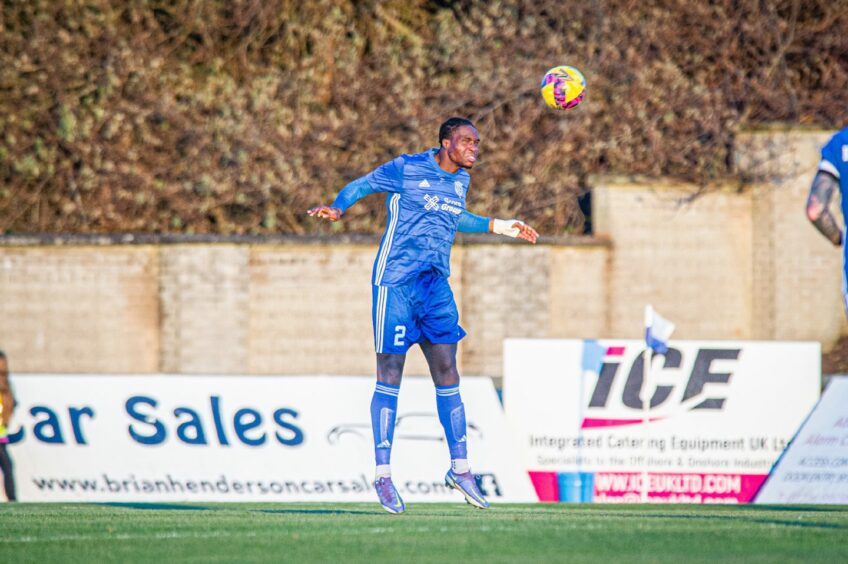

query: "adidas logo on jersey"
xmin=418 ymin=179 xmax=430 ymax=188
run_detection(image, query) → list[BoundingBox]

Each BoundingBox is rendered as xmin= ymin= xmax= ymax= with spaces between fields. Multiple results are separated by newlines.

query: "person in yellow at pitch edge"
xmin=0 ymin=351 xmax=17 ymax=502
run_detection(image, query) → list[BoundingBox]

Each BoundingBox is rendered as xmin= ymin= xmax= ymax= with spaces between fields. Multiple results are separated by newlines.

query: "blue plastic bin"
xmin=557 ymin=472 xmax=594 ymax=503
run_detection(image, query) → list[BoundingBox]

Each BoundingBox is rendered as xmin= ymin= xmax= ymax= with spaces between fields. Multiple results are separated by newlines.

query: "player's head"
xmin=438 ymin=117 xmax=479 ymax=169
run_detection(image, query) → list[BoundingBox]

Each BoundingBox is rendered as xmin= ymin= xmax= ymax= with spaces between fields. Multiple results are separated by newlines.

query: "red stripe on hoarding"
xmin=606 ymin=346 xmax=626 ymax=356
xmin=528 ymin=471 xmax=559 ymax=502
xmin=581 ymin=417 xmax=666 ymax=429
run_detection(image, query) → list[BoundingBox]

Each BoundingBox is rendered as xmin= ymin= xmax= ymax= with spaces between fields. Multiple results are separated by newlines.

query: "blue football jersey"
xmin=820 ymin=127 xmax=848 ymax=223
xmin=366 ymin=149 xmax=470 ymax=286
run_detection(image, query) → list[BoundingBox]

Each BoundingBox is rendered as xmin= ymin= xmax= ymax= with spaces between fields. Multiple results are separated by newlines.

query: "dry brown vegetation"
xmin=1 ymin=0 xmax=846 ymax=235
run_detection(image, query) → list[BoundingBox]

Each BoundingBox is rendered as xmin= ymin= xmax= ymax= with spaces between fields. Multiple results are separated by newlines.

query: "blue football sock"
xmin=436 ymin=384 xmax=468 ymax=461
xmin=371 ymin=382 xmax=400 ymax=466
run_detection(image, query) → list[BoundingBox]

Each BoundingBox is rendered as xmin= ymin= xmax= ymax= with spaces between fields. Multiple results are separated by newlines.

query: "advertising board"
xmin=755 ymin=376 xmax=848 ymax=504
xmin=504 ymin=339 xmax=820 ymax=503
xmin=6 ymin=375 xmax=535 ymax=503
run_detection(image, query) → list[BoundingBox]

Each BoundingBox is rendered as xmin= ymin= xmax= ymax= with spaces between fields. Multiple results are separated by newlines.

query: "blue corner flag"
xmin=644 ymin=305 xmax=675 ymax=354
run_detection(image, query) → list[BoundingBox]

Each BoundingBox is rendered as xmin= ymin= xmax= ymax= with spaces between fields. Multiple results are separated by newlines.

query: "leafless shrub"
xmin=0 ymin=0 xmax=845 ymax=235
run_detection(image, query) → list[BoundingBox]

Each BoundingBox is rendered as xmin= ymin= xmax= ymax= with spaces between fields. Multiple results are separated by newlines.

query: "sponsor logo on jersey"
xmin=424 ymin=194 xmax=462 ymax=215
xmin=424 ymin=194 xmax=440 ymax=211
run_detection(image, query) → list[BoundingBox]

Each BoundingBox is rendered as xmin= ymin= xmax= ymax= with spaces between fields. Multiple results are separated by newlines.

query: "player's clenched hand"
xmin=307 ymin=206 xmax=342 ymax=222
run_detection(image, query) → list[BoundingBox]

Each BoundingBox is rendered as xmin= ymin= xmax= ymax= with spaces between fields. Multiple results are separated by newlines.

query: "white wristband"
xmin=493 ymin=218 xmax=523 ymax=238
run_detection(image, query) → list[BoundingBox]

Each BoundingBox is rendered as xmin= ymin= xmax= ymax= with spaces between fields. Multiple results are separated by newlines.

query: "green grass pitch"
xmin=1 ymin=502 xmax=847 ymax=563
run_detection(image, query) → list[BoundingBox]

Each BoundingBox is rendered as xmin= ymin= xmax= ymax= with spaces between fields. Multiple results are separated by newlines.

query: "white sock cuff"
xmin=451 ymin=459 xmax=470 ymax=474
xmin=375 ymin=464 xmax=392 ymax=479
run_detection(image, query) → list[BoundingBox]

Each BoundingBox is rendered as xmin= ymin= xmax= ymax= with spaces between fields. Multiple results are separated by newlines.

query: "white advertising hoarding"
xmin=5 ymin=375 xmax=535 ymax=503
xmin=504 ymin=339 xmax=820 ymax=503
xmin=755 ymin=376 xmax=848 ymax=504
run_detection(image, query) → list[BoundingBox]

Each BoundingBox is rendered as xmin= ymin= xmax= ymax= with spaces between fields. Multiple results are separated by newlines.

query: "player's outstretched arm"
xmin=806 ymin=170 xmax=843 ymax=247
xmin=457 ymin=210 xmax=538 ymax=244
xmin=307 ymin=176 xmax=378 ymax=223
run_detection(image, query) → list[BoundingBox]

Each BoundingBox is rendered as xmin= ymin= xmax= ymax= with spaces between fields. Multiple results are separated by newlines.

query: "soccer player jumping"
xmin=806 ymin=127 xmax=846 ymax=311
xmin=308 ymin=117 xmax=538 ymax=514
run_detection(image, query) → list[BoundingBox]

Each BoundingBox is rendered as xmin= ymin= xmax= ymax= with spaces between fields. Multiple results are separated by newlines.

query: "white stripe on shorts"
xmin=375 ymin=285 xmax=388 ymax=353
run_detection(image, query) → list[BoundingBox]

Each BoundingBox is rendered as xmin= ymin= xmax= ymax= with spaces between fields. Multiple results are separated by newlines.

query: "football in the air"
xmin=540 ymin=65 xmax=586 ymax=110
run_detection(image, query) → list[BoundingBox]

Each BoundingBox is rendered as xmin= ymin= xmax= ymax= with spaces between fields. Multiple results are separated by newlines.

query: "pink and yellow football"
xmin=540 ymin=65 xmax=586 ymax=110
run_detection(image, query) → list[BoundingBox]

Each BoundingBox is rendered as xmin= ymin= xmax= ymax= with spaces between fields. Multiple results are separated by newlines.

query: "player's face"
xmin=446 ymin=125 xmax=480 ymax=169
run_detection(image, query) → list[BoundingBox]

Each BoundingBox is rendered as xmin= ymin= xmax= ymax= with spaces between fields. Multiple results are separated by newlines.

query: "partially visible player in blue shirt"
xmin=807 ymin=127 xmax=847 ymax=312
xmin=308 ymin=117 xmax=538 ymax=514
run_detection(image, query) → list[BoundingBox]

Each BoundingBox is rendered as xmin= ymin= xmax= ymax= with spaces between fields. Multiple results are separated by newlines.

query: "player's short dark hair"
xmin=439 ymin=117 xmax=475 ymax=144
xmin=0 ymin=351 xmax=5 ymax=360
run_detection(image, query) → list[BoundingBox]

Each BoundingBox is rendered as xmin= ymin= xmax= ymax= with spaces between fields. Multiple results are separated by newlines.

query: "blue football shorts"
xmin=372 ymin=270 xmax=467 ymax=354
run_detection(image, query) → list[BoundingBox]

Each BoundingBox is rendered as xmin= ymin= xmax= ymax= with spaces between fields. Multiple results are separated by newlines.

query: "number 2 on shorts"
xmin=394 ymin=325 xmax=406 ymax=347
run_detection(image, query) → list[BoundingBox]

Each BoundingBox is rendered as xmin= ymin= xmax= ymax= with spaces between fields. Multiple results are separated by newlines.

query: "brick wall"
xmin=592 ymin=180 xmax=754 ymax=340
xmin=159 ymin=245 xmax=249 ymax=373
xmin=247 ymin=244 xmax=385 ymax=376
xmin=0 ymin=237 xmax=609 ymax=378
xmin=0 ymin=246 xmax=159 ymax=373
